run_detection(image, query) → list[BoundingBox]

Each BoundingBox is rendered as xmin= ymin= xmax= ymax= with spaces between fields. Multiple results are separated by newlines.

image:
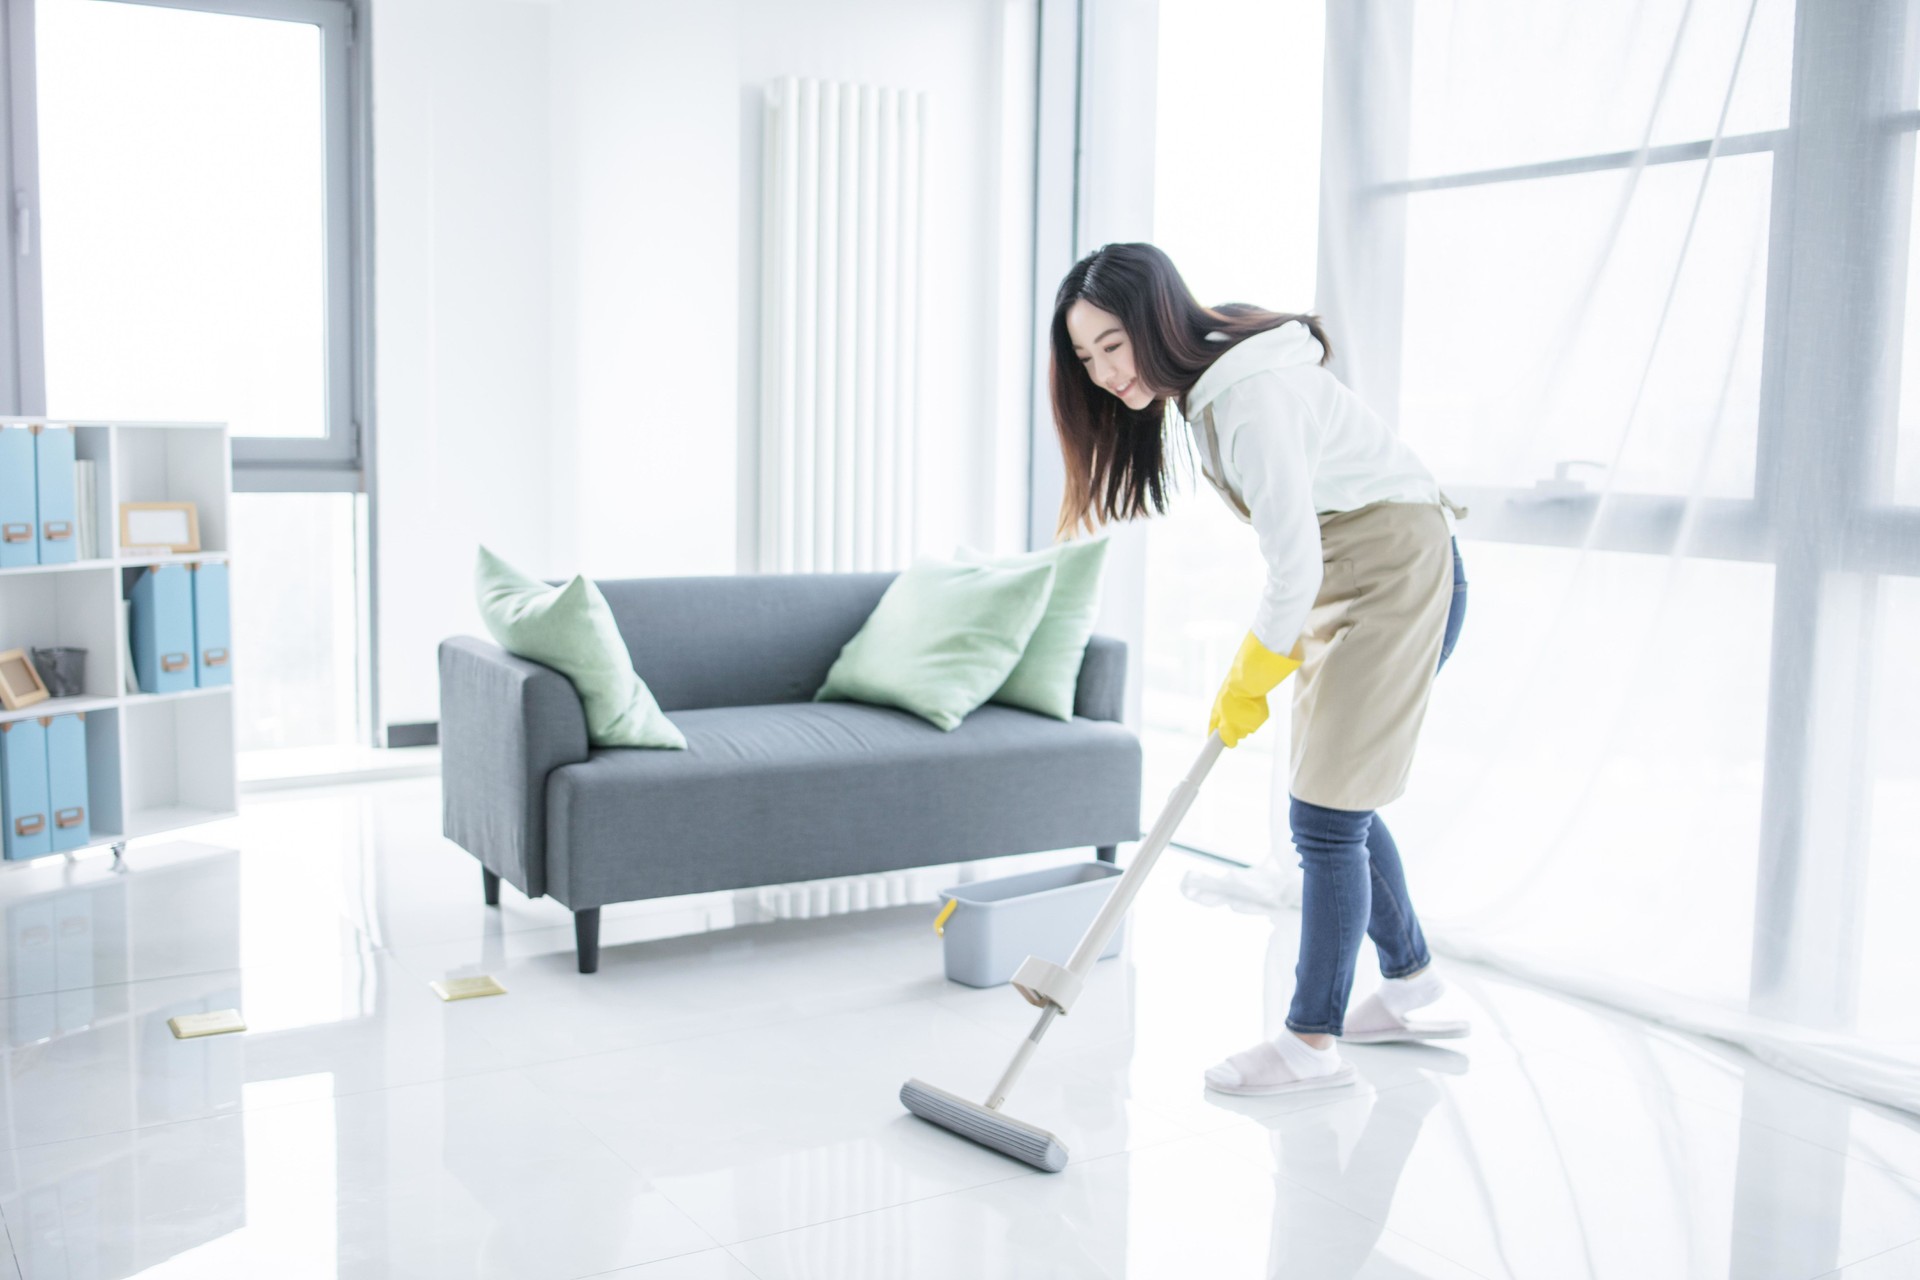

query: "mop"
xmin=900 ymin=733 xmax=1225 ymax=1173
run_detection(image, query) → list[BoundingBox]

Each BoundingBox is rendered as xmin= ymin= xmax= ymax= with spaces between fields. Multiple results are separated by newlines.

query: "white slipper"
xmin=1340 ymin=992 xmax=1470 ymax=1044
xmin=1204 ymin=1039 xmax=1358 ymax=1097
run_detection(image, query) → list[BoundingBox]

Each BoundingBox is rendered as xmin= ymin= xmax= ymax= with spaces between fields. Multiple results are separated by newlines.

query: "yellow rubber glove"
xmin=1208 ymin=631 xmax=1302 ymax=748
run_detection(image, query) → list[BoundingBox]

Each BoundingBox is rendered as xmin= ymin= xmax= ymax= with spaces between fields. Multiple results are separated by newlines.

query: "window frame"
xmin=1329 ymin=8 xmax=1920 ymax=577
xmin=2 ymin=0 xmax=368 ymax=489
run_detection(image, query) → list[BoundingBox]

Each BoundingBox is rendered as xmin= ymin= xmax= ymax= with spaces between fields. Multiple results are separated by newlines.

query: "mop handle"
xmin=1062 ymin=733 xmax=1225 ymax=978
xmin=987 ymin=1005 xmax=1060 ymax=1110
xmin=984 ymin=733 xmax=1226 ymax=1111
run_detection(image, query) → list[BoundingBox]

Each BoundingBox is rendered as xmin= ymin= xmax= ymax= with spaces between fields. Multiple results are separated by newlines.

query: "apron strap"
xmin=1195 ymin=406 xmax=1252 ymax=520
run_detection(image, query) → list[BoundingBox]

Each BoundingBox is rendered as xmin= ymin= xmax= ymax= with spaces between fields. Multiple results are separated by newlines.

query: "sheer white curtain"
xmin=1155 ymin=0 xmax=1920 ymax=1114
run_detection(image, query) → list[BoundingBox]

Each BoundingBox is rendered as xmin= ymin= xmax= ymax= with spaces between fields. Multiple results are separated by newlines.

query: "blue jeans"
xmin=1286 ymin=540 xmax=1466 ymax=1036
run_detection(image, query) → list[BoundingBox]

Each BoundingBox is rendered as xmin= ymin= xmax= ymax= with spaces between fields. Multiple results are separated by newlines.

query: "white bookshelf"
xmin=0 ymin=420 xmax=237 ymax=867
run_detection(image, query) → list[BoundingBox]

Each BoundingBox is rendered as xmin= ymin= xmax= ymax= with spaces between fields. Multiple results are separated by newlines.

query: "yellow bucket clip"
xmin=933 ymin=897 xmax=959 ymax=937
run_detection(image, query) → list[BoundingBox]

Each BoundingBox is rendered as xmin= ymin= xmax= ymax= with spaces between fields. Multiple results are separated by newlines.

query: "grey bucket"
xmin=30 ymin=647 xmax=86 ymax=698
xmin=935 ymin=860 xmax=1125 ymax=989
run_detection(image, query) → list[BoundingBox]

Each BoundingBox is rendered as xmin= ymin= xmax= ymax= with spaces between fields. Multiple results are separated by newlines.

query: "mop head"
xmin=900 ymin=1079 xmax=1070 ymax=1173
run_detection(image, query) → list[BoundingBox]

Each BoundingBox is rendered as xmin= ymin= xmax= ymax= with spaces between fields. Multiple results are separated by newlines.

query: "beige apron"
xmin=1286 ymin=500 xmax=1453 ymax=811
xmin=1192 ymin=405 xmax=1455 ymax=809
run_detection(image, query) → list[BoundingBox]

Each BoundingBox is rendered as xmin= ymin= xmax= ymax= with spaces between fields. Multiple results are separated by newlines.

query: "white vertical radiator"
xmin=761 ymin=77 xmax=926 ymax=573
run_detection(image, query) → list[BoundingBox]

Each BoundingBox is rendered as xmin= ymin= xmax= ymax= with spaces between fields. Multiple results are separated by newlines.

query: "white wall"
xmin=372 ymin=0 xmax=554 ymax=729
xmin=373 ymin=0 xmax=1035 ymax=733
xmin=550 ymin=0 xmax=1030 ymax=578
xmin=546 ymin=0 xmax=741 ymax=580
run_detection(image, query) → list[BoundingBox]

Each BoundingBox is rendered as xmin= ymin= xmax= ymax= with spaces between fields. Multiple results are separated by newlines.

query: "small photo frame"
xmin=120 ymin=501 xmax=201 ymax=554
xmin=0 ymin=648 xmax=51 ymax=711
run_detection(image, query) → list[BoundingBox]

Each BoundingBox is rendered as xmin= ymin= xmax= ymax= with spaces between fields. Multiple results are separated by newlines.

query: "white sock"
xmin=1270 ymin=1030 xmax=1343 ymax=1077
xmin=1375 ymin=968 xmax=1446 ymax=1019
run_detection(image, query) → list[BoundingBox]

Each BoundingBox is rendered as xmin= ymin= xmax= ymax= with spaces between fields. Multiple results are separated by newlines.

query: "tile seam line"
xmin=2 ymin=1048 xmax=834 ymax=1200
xmin=1807 ymin=1234 xmax=1920 ymax=1279
xmin=5 ymin=984 xmax=943 ymax=1157
xmin=447 ymin=985 xmax=940 ymax=1075
xmin=1527 ymin=1043 xmax=1920 ymax=1184
xmin=0 ymin=946 xmax=404 ymax=1010
xmin=713 ymin=1123 xmax=1370 ymax=1255
xmin=568 ymin=1241 xmax=770 ymax=1280
xmin=0 ymin=1055 xmax=515 ymax=1156
xmin=0 ymin=961 xmax=255 ymax=1003
xmin=719 ymin=1242 xmax=771 ymax=1280
xmin=720 ymin=1164 xmax=1043 ymax=1251
xmin=503 ymin=1062 xmax=727 ymax=1265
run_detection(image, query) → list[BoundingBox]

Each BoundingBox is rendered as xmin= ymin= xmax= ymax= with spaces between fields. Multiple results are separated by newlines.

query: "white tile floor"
xmin=1 ymin=777 xmax=1917 ymax=1279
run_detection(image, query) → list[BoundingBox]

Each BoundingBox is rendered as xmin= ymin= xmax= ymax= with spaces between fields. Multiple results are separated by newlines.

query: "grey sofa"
xmin=438 ymin=572 xmax=1143 ymax=972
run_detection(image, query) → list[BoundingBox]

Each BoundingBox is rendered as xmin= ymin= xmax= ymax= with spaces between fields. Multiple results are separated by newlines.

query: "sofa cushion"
xmin=959 ymin=537 xmax=1110 ymax=720
xmin=814 ymin=558 xmax=1058 ymax=730
xmin=544 ymin=701 xmax=1143 ymax=907
xmin=474 ymin=546 xmax=686 ymax=749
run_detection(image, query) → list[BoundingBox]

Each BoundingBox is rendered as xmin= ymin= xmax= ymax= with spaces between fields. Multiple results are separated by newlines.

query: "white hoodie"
xmin=1181 ymin=320 xmax=1444 ymax=655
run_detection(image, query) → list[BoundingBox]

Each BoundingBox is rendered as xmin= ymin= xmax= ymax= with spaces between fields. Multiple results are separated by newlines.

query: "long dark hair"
xmin=1050 ymin=242 xmax=1331 ymax=538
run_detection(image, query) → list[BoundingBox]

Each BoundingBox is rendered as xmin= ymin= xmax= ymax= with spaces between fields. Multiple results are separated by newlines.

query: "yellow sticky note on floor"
xmin=431 ymin=975 xmax=507 ymax=1002
xmin=169 ymin=1009 xmax=246 ymax=1039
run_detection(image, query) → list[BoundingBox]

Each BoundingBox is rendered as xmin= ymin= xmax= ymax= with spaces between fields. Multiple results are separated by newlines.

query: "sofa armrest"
xmin=438 ymin=636 xmax=590 ymax=899
xmin=1073 ymin=634 xmax=1128 ymax=723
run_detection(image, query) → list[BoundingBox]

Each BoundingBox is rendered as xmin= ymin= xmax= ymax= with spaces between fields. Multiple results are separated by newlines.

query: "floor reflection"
xmin=0 ymin=782 xmax=1915 ymax=1278
xmin=1264 ymin=1076 xmax=1448 ymax=1278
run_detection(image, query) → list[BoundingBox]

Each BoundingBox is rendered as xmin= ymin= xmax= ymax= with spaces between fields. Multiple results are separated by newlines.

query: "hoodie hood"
xmin=1181 ymin=319 xmax=1325 ymax=420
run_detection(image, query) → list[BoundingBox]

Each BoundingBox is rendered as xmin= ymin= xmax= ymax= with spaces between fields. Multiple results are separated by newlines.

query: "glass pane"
xmin=36 ymin=0 xmax=328 ymax=438
xmin=1407 ymin=0 xmax=1797 ymax=180
xmin=1396 ymin=544 xmax=1775 ymax=1007
xmin=1147 ymin=0 xmax=1326 ymax=859
xmin=1142 ymin=488 xmax=1275 ymax=863
xmin=1398 ymin=152 xmax=1772 ymax=499
xmin=1897 ymin=131 xmax=1920 ymax=506
xmin=231 ymin=493 xmax=363 ymax=752
xmin=1858 ymin=574 xmax=1920 ymax=1041
xmin=1154 ymin=0 xmax=1324 ymax=311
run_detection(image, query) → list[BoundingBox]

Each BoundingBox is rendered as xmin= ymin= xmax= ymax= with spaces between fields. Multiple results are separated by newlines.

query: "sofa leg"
xmin=482 ymin=867 xmax=501 ymax=906
xmin=575 ymin=908 xmax=601 ymax=974
xmin=1096 ymin=845 xmax=1117 ymax=864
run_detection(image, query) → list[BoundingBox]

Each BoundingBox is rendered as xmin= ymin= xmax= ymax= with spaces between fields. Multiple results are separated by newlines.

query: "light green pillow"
xmin=815 ymin=559 xmax=1058 ymax=731
xmin=474 ymin=546 xmax=686 ymax=749
xmin=959 ymin=538 xmax=1110 ymax=720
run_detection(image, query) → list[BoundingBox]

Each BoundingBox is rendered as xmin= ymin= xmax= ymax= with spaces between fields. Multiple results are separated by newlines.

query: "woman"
xmin=1053 ymin=243 xmax=1469 ymax=1096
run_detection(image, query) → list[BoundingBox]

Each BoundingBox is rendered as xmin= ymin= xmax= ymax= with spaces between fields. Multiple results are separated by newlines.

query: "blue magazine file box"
xmin=46 ymin=714 xmax=89 ymax=853
xmin=0 ymin=425 xmax=36 ymax=569
xmin=192 ymin=562 xmax=231 ymax=687
xmin=34 ymin=425 xmax=76 ymax=565
xmin=130 ymin=565 xmax=195 ymax=694
xmin=2 ymin=718 xmax=51 ymax=860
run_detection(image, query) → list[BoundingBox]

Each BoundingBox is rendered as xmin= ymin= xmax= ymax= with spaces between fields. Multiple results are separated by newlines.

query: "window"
xmin=14 ymin=0 xmax=360 ymax=474
xmin=229 ymin=492 xmax=367 ymax=753
xmin=3 ymin=0 xmax=372 ymax=753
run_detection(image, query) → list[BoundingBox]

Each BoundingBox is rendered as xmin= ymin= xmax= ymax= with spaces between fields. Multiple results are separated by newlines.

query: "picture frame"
xmin=119 ymin=501 xmax=200 ymax=554
xmin=0 ymin=647 xmax=51 ymax=711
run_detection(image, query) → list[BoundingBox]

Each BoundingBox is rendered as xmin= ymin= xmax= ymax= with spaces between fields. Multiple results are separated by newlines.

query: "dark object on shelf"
xmin=30 ymin=647 xmax=86 ymax=699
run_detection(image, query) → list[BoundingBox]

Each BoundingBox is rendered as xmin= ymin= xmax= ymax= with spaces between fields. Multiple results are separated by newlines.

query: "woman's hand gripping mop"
xmin=899 ymin=732 xmax=1227 ymax=1173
